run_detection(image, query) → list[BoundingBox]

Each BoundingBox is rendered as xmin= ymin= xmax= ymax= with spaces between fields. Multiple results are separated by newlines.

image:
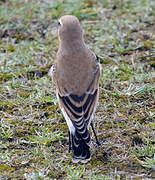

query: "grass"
xmin=0 ymin=0 xmax=155 ymax=179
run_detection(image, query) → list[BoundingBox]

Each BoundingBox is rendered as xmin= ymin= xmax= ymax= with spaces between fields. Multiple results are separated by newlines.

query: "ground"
xmin=0 ymin=0 xmax=155 ymax=179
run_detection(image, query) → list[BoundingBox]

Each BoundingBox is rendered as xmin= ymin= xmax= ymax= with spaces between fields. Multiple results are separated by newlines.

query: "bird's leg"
xmin=90 ymin=122 xmax=100 ymax=146
xmin=68 ymin=131 xmax=72 ymax=153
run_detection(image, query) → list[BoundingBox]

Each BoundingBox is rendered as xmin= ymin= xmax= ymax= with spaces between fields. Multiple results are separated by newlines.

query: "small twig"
xmin=136 ymin=54 xmax=155 ymax=61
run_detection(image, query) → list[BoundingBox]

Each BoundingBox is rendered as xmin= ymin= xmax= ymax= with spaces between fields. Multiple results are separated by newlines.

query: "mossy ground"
xmin=0 ymin=0 xmax=155 ymax=179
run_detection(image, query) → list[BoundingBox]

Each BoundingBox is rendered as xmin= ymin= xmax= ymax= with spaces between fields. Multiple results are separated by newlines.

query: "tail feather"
xmin=71 ymin=129 xmax=91 ymax=163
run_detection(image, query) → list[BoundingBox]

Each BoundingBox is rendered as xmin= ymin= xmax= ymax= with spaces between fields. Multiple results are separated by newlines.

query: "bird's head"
xmin=58 ymin=15 xmax=83 ymax=42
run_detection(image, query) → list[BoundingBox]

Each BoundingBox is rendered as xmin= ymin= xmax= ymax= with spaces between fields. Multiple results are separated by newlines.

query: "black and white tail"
xmin=71 ymin=127 xmax=91 ymax=163
xmin=70 ymin=117 xmax=91 ymax=163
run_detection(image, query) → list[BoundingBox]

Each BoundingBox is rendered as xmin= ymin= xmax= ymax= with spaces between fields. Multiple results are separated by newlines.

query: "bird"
xmin=50 ymin=15 xmax=101 ymax=163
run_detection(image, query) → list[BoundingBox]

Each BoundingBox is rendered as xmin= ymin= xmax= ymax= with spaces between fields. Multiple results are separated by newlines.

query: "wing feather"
xmin=58 ymin=80 xmax=99 ymax=127
xmin=56 ymin=59 xmax=100 ymax=135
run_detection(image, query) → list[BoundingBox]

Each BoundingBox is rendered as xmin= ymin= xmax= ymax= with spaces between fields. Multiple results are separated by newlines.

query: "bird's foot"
xmin=92 ymin=140 xmax=105 ymax=149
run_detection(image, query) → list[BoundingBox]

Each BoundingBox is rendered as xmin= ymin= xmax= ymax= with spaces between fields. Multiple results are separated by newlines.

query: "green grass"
xmin=0 ymin=0 xmax=155 ymax=179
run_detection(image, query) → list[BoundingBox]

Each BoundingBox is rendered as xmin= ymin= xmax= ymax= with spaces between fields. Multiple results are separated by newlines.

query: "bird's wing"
xmin=57 ymin=61 xmax=100 ymax=133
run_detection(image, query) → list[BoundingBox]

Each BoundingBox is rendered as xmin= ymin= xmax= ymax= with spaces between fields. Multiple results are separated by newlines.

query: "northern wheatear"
xmin=50 ymin=15 xmax=101 ymax=163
